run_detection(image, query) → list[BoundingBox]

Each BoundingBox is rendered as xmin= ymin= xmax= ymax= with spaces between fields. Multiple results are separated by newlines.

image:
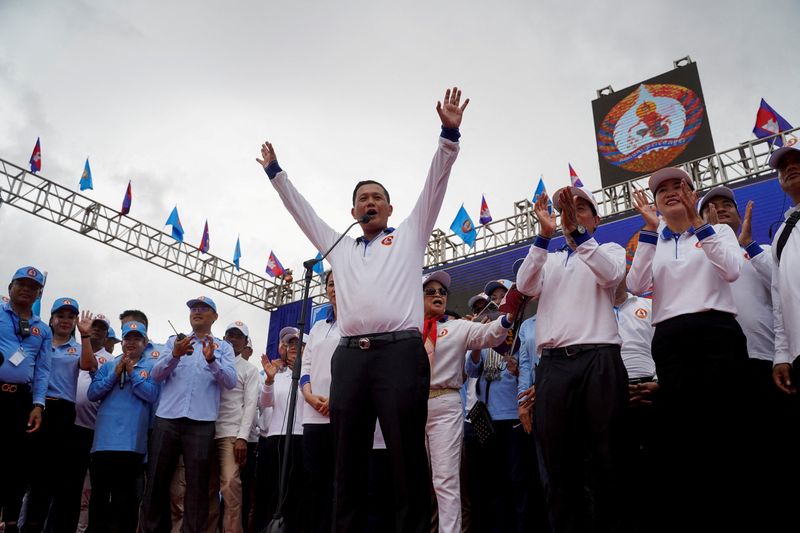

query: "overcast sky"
xmin=1 ymin=0 xmax=798 ymax=355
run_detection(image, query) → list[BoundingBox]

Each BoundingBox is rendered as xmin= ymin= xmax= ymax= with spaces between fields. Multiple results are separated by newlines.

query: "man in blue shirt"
xmin=139 ymin=296 xmax=236 ymax=533
xmin=88 ymin=320 xmax=159 ymax=532
xmin=0 ymin=266 xmax=51 ymax=533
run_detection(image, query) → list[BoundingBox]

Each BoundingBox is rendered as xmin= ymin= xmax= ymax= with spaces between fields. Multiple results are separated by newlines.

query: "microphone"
xmin=120 ymin=361 xmax=126 ymax=389
xmin=358 ymin=213 xmax=373 ymax=224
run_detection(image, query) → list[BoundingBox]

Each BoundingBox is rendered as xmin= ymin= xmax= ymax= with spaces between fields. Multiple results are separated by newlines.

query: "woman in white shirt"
xmin=252 ymin=327 xmax=305 ymax=533
xmin=627 ymin=167 xmax=749 ymax=531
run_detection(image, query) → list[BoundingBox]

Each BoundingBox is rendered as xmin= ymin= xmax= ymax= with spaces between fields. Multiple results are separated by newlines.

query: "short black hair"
xmin=352 ymin=180 xmax=390 ymax=206
xmin=120 ymin=309 xmax=149 ymax=328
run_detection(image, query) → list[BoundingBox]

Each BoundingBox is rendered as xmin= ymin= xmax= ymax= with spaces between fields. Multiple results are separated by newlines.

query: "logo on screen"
xmin=597 ymin=83 xmax=704 ymax=174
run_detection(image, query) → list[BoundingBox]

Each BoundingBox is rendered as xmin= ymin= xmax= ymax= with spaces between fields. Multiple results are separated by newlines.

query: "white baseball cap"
xmin=552 ymin=186 xmax=599 ymax=215
xmin=225 ymin=321 xmax=250 ymax=338
xmin=648 ymin=167 xmax=694 ymax=193
xmin=423 ymin=270 xmax=451 ymax=290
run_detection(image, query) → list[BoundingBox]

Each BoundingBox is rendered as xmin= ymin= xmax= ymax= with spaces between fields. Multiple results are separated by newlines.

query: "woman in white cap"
xmin=421 ymin=270 xmax=512 ymax=533
xmin=627 ymin=167 xmax=748 ymax=530
xmin=253 ymin=326 xmax=305 ymax=532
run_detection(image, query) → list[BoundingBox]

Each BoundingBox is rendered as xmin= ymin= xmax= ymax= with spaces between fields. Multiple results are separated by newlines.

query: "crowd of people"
xmin=1 ymin=87 xmax=799 ymax=533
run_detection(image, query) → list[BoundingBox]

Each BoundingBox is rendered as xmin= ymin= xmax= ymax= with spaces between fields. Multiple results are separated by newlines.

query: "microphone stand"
xmin=265 ymin=216 xmax=369 ymax=533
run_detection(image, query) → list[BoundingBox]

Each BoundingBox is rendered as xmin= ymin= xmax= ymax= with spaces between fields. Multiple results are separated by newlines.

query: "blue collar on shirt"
xmin=661 ymin=225 xmax=696 ymax=240
xmin=356 ymin=227 xmax=395 ymax=245
xmin=558 ymin=244 xmax=574 ymax=256
xmin=325 ymin=306 xmax=336 ymax=323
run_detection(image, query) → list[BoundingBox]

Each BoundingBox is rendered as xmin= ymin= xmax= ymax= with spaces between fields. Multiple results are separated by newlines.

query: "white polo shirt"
xmin=300 ymin=315 xmax=339 ymax=425
xmin=516 ymin=234 xmax=626 ymax=352
xmin=772 ymin=205 xmax=800 ymax=366
xmin=259 ymin=369 xmax=304 ymax=437
xmin=429 ymin=316 xmax=509 ymax=390
xmin=74 ymin=348 xmax=111 ymax=430
xmin=215 ymin=354 xmax=260 ymax=440
xmin=614 ymin=294 xmax=656 ymax=379
xmin=627 ymin=222 xmax=743 ymax=325
xmin=270 ymin=137 xmax=460 ymax=337
xmin=730 ymin=243 xmax=775 ymax=361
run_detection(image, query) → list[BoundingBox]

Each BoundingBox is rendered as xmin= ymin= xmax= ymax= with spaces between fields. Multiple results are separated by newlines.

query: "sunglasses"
xmin=424 ymin=288 xmax=448 ymax=297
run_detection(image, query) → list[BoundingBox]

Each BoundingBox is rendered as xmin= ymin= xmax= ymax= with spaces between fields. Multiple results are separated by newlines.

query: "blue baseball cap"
xmin=484 ymin=279 xmax=513 ymax=297
xmin=51 ymin=297 xmax=79 ymax=314
xmin=107 ymin=327 xmax=120 ymax=343
xmin=186 ymin=296 xmax=217 ymax=312
xmin=12 ymin=266 xmax=45 ymax=287
xmin=121 ymin=321 xmax=147 ymax=338
xmin=512 ymin=258 xmax=525 ymax=280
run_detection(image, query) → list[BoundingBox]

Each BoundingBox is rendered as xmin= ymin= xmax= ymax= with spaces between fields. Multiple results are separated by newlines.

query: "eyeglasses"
xmin=424 ymin=288 xmax=448 ymax=297
xmin=190 ymin=306 xmax=213 ymax=313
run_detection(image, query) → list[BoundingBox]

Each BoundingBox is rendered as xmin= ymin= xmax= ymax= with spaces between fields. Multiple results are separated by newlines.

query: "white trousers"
xmin=425 ymin=392 xmax=464 ymax=533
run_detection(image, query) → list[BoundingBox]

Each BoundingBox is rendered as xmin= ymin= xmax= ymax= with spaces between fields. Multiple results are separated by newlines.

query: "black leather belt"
xmin=0 ymin=382 xmax=30 ymax=394
xmin=541 ymin=343 xmax=617 ymax=358
xmin=339 ymin=330 xmax=421 ymax=350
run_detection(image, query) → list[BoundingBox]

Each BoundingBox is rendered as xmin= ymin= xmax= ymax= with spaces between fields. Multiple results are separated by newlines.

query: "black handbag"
xmin=467 ymin=380 xmax=495 ymax=444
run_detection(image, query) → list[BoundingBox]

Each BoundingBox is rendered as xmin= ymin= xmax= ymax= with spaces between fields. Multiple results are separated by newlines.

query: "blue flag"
xmin=533 ymin=175 xmax=553 ymax=213
xmin=79 ymin=158 xmax=93 ymax=191
xmin=165 ymin=206 xmax=184 ymax=242
xmin=450 ymin=204 xmax=477 ymax=248
xmin=312 ymin=251 xmax=325 ymax=279
xmin=753 ymin=98 xmax=793 ymax=147
xmin=233 ymin=236 xmax=242 ymax=270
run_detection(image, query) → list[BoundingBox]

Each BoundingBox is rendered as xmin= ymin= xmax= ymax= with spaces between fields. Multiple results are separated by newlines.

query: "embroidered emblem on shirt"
xmin=98 ymin=357 xmax=107 ymax=364
xmin=743 ymin=252 xmax=751 ymax=260
xmin=635 ymin=308 xmax=648 ymax=319
xmin=31 ymin=326 xmax=41 ymax=336
xmin=438 ymin=329 xmax=448 ymax=338
xmin=151 ymin=350 xmax=160 ymax=358
xmin=67 ymin=347 xmax=78 ymax=354
xmin=139 ymin=370 xmax=148 ymax=379
xmin=381 ymin=235 xmax=394 ymax=246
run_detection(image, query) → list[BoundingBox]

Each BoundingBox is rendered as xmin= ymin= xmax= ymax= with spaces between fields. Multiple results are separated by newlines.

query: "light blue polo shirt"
xmin=89 ymin=355 xmax=158 ymax=454
xmin=0 ymin=302 xmax=52 ymax=405
xmin=47 ymin=337 xmax=82 ymax=402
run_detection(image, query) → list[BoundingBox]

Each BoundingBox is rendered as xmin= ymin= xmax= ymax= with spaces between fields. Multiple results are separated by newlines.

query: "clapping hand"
xmin=738 ymin=201 xmax=754 ymax=247
xmin=535 ymin=193 xmax=556 ymax=237
xmin=632 ymin=188 xmax=659 ymax=231
xmin=261 ymin=354 xmax=280 ymax=384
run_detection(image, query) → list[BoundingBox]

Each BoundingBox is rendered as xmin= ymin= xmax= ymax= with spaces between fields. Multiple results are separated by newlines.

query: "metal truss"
xmin=0 ymin=157 xmax=309 ymax=311
xmin=2 ymin=127 xmax=794 ymax=309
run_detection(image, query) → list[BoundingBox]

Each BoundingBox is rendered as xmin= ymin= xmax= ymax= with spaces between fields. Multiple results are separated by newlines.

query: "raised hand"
xmin=77 ymin=310 xmax=94 ymax=337
xmin=679 ymin=180 xmax=703 ymax=228
xmin=261 ymin=354 xmax=279 ymax=384
xmin=256 ymin=141 xmax=277 ymax=169
xmin=534 ymin=193 xmax=557 ymax=237
xmin=201 ymin=337 xmax=217 ymax=362
xmin=558 ymin=189 xmax=578 ymax=235
xmin=436 ymin=86 xmax=470 ymax=129
xmin=738 ymin=200 xmax=754 ymax=246
xmin=704 ymin=202 xmax=719 ymax=225
xmin=632 ymin=188 xmax=659 ymax=231
xmin=172 ymin=335 xmax=195 ymax=358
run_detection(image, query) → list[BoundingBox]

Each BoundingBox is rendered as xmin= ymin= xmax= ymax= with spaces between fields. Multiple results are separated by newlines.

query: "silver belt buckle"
xmin=358 ymin=337 xmax=371 ymax=350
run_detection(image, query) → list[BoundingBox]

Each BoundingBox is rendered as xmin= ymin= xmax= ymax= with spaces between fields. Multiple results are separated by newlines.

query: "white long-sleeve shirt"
xmin=730 ymin=243 xmax=775 ymax=361
xmin=269 ymin=137 xmax=460 ymax=336
xmin=215 ymin=355 xmax=261 ymax=440
xmin=627 ymin=222 xmax=743 ymax=325
xmin=516 ymin=234 xmax=626 ymax=352
xmin=771 ymin=205 xmax=800 ymax=366
xmin=259 ymin=370 xmax=304 ymax=437
xmin=429 ymin=316 xmax=509 ymax=389
xmin=614 ymin=294 xmax=656 ymax=379
xmin=300 ymin=316 xmax=339 ymax=425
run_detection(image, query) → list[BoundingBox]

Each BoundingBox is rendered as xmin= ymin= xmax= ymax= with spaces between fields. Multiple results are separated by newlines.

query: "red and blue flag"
xmin=120 ymin=181 xmax=132 ymax=215
xmin=266 ymin=251 xmax=286 ymax=277
xmin=479 ymin=194 xmax=492 ymax=225
xmin=753 ymin=98 xmax=793 ymax=147
xmin=569 ymin=163 xmax=584 ymax=187
xmin=199 ymin=220 xmax=210 ymax=253
xmin=29 ymin=138 xmax=41 ymax=173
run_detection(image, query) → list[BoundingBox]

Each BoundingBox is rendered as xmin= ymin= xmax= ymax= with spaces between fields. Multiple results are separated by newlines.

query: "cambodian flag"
xmin=120 ymin=181 xmax=132 ymax=215
xmin=29 ymin=138 xmax=41 ymax=173
xmin=79 ymin=158 xmax=93 ymax=191
xmin=450 ymin=204 xmax=477 ymax=248
xmin=266 ymin=251 xmax=286 ymax=277
xmin=233 ymin=236 xmax=242 ymax=270
xmin=753 ymin=99 xmax=793 ymax=147
xmin=199 ymin=221 xmax=210 ymax=253
xmin=479 ymin=195 xmax=492 ymax=225
xmin=165 ymin=206 xmax=184 ymax=242
xmin=569 ymin=163 xmax=584 ymax=187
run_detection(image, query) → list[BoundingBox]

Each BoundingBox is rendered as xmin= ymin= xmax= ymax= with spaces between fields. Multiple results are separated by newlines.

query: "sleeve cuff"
xmin=500 ymin=315 xmax=512 ymax=329
xmin=533 ymin=235 xmax=551 ymax=250
xmin=571 ymin=230 xmax=592 ymax=247
xmin=265 ymin=160 xmax=283 ymax=179
xmin=440 ymin=127 xmax=461 ymax=142
xmin=299 ymin=375 xmax=311 ymax=387
xmin=745 ymin=241 xmax=764 ymax=258
xmin=695 ymin=223 xmax=716 ymax=241
xmin=638 ymin=230 xmax=658 ymax=245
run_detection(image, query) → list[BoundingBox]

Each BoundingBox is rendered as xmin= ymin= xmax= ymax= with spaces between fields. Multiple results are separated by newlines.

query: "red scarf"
xmin=423 ymin=316 xmax=441 ymax=367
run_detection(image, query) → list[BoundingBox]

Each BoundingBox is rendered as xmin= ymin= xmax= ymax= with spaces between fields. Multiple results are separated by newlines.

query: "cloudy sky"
xmin=1 ymin=0 xmax=798 ymax=355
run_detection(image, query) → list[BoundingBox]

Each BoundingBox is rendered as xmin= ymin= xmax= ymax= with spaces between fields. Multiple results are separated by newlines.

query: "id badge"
xmin=9 ymin=347 xmax=25 ymax=366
